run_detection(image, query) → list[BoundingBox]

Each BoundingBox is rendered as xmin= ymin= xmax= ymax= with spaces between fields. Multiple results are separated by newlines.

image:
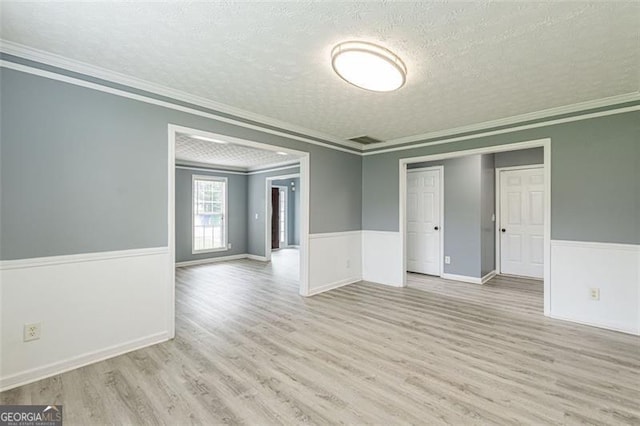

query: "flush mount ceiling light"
xmin=191 ymin=135 xmax=227 ymax=144
xmin=331 ymin=41 xmax=407 ymax=92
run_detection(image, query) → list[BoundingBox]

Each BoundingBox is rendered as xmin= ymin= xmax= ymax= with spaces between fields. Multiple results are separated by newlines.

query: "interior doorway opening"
xmin=168 ymin=124 xmax=311 ymax=337
xmin=271 ymin=185 xmax=288 ymax=250
xmin=400 ymin=139 xmax=551 ymax=315
xmin=266 ymin=173 xmax=301 ymax=257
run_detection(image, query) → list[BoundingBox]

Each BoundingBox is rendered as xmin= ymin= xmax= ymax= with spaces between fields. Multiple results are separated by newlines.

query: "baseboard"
xmin=175 ymin=254 xmax=247 ymax=268
xmin=441 ymin=272 xmax=483 ymax=284
xmin=549 ymin=314 xmax=639 ymax=336
xmin=0 ymin=331 xmax=170 ymax=392
xmin=441 ymin=271 xmax=498 ymax=285
xmin=481 ymin=270 xmax=497 ymax=284
xmin=307 ymin=277 xmax=361 ymax=296
xmin=363 ymin=279 xmax=405 ymax=288
xmin=246 ymin=254 xmax=268 ymax=262
xmin=176 ymin=253 xmax=270 ymax=267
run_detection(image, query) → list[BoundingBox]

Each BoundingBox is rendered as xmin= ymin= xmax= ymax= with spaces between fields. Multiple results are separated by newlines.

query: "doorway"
xmin=399 ymin=138 xmax=551 ymax=315
xmin=168 ymin=124 xmax=312 ymax=339
xmin=271 ymin=186 xmax=288 ymax=250
xmin=496 ymin=166 xmax=544 ymax=279
xmin=265 ymin=173 xmax=300 ymax=260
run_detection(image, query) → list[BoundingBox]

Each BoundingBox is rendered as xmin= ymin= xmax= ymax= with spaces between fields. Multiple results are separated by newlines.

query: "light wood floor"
xmin=2 ymin=249 xmax=639 ymax=425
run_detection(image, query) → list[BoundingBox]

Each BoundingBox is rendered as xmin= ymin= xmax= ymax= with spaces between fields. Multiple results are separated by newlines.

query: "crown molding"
xmin=175 ymin=160 xmax=248 ymax=173
xmin=246 ymin=163 xmax=301 ymax=175
xmin=0 ymin=40 xmax=361 ymax=151
xmin=247 ymin=160 xmax=300 ymax=172
xmin=2 ymin=40 xmax=638 ymax=158
xmin=1 ymin=58 xmax=361 ymax=156
xmin=363 ymin=104 xmax=640 ymax=156
xmin=364 ymin=91 xmax=640 ymax=151
xmin=175 ymin=160 xmax=299 ymax=175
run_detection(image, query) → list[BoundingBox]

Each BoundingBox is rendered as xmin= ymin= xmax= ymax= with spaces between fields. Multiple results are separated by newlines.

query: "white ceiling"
xmin=2 ymin=2 xmax=638 ymax=143
xmin=175 ymin=133 xmax=301 ymax=170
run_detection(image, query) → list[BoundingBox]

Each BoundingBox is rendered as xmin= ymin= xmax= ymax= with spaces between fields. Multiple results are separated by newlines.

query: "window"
xmin=192 ymin=176 xmax=227 ymax=253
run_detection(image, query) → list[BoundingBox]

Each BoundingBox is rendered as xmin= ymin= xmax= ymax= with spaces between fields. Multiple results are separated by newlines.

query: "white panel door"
xmin=407 ymin=169 xmax=441 ymax=275
xmin=500 ymin=168 xmax=544 ymax=278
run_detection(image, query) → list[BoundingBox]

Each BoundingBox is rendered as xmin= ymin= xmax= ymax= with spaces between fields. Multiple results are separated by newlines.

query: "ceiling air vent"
xmin=348 ymin=135 xmax=383 ymax=145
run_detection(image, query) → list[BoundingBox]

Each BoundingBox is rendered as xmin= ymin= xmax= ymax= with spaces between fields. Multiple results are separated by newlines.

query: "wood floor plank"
xmin=2 ymin=248 xmax=639 ymax=425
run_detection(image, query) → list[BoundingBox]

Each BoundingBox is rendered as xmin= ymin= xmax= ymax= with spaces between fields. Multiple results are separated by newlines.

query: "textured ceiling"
xmin=175 ymin=134 xmax=301 ymax=170
xmin=2 ymin=2 xmax=638 ymax=142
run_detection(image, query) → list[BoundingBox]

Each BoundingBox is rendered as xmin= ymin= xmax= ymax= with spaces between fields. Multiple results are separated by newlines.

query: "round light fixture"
xmin=331 ymin=41 xmax=407 ymax=92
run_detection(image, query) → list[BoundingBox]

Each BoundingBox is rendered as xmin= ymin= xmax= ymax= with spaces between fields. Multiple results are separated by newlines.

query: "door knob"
xmin=434 ymin=226 xmax=439 ymax=231
xmin=501 ymin=228 xmax=506 ymax=233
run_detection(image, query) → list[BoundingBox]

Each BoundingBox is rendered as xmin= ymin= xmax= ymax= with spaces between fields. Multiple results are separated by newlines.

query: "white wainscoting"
xmin=308 ymin=231 xmax=362 ymax=295
xmin=362 ymin=231 xmax=404 ymax=287
xmin=550 ymin=240 xmax=640 ymax=335
xmin=0 ymin=247 xmax=172 ymax=391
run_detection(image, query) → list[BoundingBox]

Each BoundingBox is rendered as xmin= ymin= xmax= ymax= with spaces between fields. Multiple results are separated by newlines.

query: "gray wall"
xmin=0 ymin=69 xmax=167 ymax=259
xmin=494 ymin=147 xmax=543 ymax=168
xmin=363 ymin=111 xmax=640 ymax=246
xmin=0 ymin=65 xmax=363 ymax=260
xmin=408 ymin=154 xmax=495 ymax=278
xmin=272 ymin=177 xmax=300 ymax=246
xmin=441 ymin=156 xmax=482 ymax=277
xmin=311 ymin=147 xmax=362 ymax=233
xmin=175 ymin=168 xmax=247 ymax=263
xmin=247 ymin=167 xmax=300 ymax=256
xmin=480 ymin=154 xmax=496 ymax=276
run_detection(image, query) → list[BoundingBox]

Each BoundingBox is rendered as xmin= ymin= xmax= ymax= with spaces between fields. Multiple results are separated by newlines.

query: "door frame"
xmin=406 ymin=166 xmax=445 ymax=277
xmin=399 ymin=138 xmax=551 ymax=315
xmin=495 ymin=164 xmax=544 ymax=277
xmin=265 ymin=173 xmax=300 ymax=261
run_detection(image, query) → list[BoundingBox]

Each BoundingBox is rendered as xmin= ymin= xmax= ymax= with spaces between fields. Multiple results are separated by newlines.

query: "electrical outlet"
xmin=590 ymin=288 xmax=600 ymax=301
xmin=255 ymin=213 xmax=259 ymax=220
xmin=346 ymin=259 xmax=351 ymax=269
xmin=24 ymin=322 xmax=41 ymax=342
xmin=227 ymin=243 xmax=232 ymax=249
xmin=444 ymin=256 xmax=451 ymax=264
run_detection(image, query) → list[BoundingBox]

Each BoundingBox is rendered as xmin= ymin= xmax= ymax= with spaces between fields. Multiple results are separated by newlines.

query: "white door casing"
xmin=499 ymin=167 xmax=544 ymax=279
xmin=407 ymin=168 xmax=442 ymax=276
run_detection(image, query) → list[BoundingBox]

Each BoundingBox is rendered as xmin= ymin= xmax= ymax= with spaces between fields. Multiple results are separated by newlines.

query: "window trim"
xmin=191 ymin=174 xmax=229 ymax=254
